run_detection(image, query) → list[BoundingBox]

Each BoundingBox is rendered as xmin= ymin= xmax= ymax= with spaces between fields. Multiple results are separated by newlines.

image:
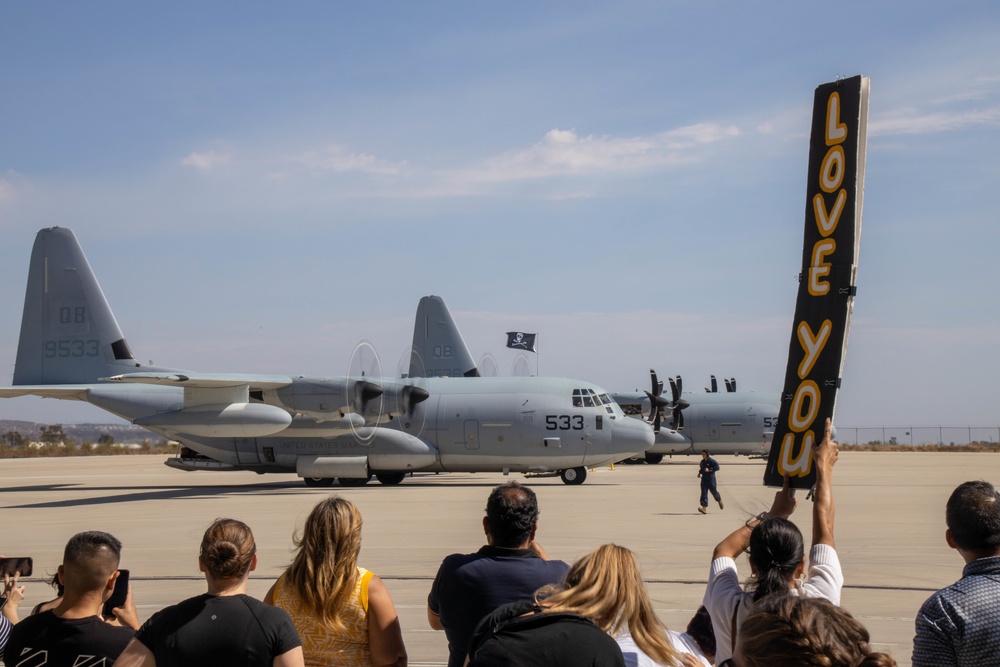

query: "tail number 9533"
xmin=545 ymin=415 xmax=584 ymax=430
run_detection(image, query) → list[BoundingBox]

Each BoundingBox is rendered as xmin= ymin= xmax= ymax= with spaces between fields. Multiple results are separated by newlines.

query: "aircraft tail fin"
xmin=13 ymin=227 xmax=142 ymax=385
xmin=408 ymin=296 xmax=479 ymax=378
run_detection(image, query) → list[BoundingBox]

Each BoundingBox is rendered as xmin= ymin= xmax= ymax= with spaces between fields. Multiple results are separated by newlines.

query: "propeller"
xmin=401 ymin=384 xmax=429 ymax=415
xmin=346 ymin=340 xmax=385 ymax=443
xmin=706 ymin=375 xmax=718 ymax=393
xmin=644 ymin=369 xmax=670 ymax=433
xmin=667 ymin=375 xmax=689 ymax=430
xmin=725 ymin=377 xmax=736 ymax=392
xmin=395 ymin=347 xmax=428 ymax=437
xmin=478 ymin=353 xmax=499 ymax=377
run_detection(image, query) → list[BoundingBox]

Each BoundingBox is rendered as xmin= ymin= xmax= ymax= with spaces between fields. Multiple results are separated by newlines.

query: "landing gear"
xmin=644 ymin=453 xmax=664 ymax=465
xmin=303 ymin=477 xmax=334 ymax=488
xmin=338 ymin=475 xmax=372 ymax=487
xmin=560 ymin=467 xmax=587 ymax=485
xmin=375 ymin=472 xmax=406 ymax=486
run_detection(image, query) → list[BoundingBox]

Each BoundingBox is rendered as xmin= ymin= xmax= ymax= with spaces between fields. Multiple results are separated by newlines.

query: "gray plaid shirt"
xmin=913 ymin=555 xmax=1000 ymax=667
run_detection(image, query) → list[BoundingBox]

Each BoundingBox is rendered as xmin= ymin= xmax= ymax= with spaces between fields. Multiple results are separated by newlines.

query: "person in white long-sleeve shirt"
xmin=703 ymin=419 xmax=842 ymax=667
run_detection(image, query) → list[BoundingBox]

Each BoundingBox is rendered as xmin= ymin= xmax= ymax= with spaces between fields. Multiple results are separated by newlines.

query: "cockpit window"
xmin=573 ymin=389 xmax=621 ymax=415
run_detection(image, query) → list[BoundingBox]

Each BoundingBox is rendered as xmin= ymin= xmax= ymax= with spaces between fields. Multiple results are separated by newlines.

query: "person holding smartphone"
xmin=3 ymin=531 xmax=140 ymax=665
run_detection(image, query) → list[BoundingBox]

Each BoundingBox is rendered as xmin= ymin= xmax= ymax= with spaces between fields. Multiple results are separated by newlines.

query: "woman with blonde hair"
xmin=468 ymin=544 xmax=701 ymax=667
xmin=265 ymin=496 xmax=406 ymax=667
xmin=115 ymin=518 xmax=304 ymax=667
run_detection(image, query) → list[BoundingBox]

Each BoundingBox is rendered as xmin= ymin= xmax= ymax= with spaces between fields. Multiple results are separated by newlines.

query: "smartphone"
xmin=0 ymin=557 xmax=33 ymax=578
xmin=103 ymin=569 xmax=129 ymax=617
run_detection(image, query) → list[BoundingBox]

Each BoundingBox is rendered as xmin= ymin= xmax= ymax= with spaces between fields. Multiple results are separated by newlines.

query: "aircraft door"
xmin=234 ymin=438 xmax=260 ymax=464
xmin=464 ymin=420 xmax=480 ymax=450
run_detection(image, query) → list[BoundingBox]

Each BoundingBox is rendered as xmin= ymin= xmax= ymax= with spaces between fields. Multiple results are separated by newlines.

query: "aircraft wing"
xmin=0 ymin=386 xmax=93 ymax=400
xmin=101 ymin=372 xmax=293 ymax=390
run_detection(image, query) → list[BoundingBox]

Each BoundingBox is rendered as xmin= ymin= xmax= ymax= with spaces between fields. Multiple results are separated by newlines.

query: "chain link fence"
xmin=837 ymin=426 xmax=1000 ymax=446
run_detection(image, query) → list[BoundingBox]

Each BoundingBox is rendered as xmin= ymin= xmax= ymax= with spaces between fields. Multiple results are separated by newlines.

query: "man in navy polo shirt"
xmin=428 ymin=481 xmax=569 ymax=667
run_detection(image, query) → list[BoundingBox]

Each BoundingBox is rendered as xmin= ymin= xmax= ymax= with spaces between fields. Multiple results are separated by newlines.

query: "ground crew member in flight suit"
xmin=698 ymin=450 xmax=723 ymax=514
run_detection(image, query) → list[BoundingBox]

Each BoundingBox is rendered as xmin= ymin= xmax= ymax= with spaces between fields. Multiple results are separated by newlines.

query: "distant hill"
xmin=0 ymin=420 xmax=169 ymax=446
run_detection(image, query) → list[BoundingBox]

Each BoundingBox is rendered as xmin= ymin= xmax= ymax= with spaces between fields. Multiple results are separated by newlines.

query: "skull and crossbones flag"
xmin=505 ymin=332 xmax=537 ymax=353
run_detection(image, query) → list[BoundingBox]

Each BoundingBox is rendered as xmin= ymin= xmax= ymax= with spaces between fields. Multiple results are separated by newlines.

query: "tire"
xmin=560 ymin=466 xmax=587 ymax=485
xmin=375 ymin=472 xmax=406 ymax=486
xmin=338 ymin=475 xmax=372 ymax=487
xmin=303 ymin=477 xmax=334 ymax=488
xmin=644 ymin=453 xmax=664 ymax=465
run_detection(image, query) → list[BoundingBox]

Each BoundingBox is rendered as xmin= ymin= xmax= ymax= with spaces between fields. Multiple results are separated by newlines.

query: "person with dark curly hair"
xmin=733 ymin=595 xmax=897 ymax=667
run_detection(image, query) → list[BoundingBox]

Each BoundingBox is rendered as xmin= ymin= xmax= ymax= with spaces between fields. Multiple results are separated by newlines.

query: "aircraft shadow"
xmin=1 ymin=480 xmax=305 ymax=509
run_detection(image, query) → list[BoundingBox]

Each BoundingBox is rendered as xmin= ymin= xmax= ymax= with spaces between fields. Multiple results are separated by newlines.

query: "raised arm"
xmin=367 ymin=575 xmax=408 ymax=667
xmin=712 ymin=477 xmax=797 ymax=560
xmin=812 ymin=418 xmax=839 ymax=548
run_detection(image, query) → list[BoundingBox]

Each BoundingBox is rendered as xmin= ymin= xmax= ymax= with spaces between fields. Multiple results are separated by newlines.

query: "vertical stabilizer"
xmin=13 ymin=227 xmax=139 ymax=385
xmin=408 ymin=296 xmax=479 ymax=378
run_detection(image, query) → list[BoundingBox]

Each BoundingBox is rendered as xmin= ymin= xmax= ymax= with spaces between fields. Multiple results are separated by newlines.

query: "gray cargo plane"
xmin=611 ymin=371 xmax=779 ymax=463
xmin=0 ymin=228 xmax=653 ymax=486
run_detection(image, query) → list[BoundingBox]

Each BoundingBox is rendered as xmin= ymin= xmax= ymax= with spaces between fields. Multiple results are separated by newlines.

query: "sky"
xmin=1 ymin=1 xmax=998 ymax=430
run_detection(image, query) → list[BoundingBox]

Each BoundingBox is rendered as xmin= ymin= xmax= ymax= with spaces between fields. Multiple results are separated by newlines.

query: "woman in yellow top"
xmin=265 ymin=496 xmax=407 ymax=667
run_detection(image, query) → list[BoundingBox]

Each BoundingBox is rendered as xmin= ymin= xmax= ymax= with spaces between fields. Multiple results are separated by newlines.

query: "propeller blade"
xmin=709 ymin=375 xmax=718 ymax=393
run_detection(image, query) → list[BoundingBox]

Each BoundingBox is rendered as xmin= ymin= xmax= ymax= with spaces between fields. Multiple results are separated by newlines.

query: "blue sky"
xmin=1 ymin=2 xmax=998 ymax=429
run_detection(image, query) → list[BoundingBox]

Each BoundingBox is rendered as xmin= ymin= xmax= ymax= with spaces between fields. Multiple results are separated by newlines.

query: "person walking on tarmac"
xmin=698 ymin=450 xmax=723 ymax=514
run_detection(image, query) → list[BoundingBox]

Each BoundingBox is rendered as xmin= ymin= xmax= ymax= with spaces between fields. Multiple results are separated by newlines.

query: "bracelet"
xmin=745 ymin=511 xmax=769 ymax=528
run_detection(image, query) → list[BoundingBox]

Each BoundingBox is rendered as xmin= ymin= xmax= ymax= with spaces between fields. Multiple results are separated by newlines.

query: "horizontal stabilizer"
xmin=0 ymin=385 xmax=92 ymax=401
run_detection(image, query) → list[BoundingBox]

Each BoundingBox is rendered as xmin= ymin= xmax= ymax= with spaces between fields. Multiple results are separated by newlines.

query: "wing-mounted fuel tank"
xmin=295 ymin=427 xmax=439 ymax=479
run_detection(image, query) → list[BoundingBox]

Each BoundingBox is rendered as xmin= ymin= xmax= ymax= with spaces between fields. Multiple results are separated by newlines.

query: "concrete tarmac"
xmin=1 ymin=451 xmax=996 ymax=666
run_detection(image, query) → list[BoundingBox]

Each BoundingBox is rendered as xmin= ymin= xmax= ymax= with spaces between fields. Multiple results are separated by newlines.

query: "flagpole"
xmin=536 ymin=334 xmax=539 ymax=376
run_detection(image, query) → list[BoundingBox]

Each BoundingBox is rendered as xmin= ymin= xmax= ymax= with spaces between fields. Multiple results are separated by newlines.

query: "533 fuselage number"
xmin=545 ymin=415 xmax=584 ymax=430
xmin=44 ymin=339 xmax=100 ymax=358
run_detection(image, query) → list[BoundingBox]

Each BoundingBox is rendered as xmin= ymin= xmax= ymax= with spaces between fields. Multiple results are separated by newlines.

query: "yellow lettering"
xmin=777 ymin=429 xmax=816 ymax=477
xmin=788 ymin=380 xmax=820 ymax=432
xmin=825 ymin=92 xmax=847 ymax=146
xmin=808 ymin=239 xmax=836 ymax=296
xmin=820 ymin=145 xmax=845 ymax=193
xmin=796 ymin=320 xmax=832 ymax=379
xmin=813 ymin=189 xmax=847 ymax=237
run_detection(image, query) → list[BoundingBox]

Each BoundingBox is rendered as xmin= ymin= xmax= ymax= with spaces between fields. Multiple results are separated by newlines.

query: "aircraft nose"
xmin=612 ymin=416 xmax=655 ymax=456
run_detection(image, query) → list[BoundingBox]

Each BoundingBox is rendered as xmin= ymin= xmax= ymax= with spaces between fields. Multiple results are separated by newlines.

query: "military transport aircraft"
xmin=610 ymin=371 xmax=780 ymax=463
xmin=392 ymin=298 xmax=781 ymax=465
xmin=0 ymin=228 xmax=654 ymax=486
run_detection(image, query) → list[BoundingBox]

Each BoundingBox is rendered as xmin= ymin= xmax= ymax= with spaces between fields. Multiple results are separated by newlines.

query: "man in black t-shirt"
xmin=3 ymin=531 xmax=138 ymax=666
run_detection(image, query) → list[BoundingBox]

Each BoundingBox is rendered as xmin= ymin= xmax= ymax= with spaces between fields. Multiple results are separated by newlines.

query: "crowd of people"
xmin=1 ymin=420 xmax=997 ymax=666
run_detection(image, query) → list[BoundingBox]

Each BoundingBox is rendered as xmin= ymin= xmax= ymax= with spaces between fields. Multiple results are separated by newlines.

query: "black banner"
xmin=763 ymin=76 xmax=870 ymax=488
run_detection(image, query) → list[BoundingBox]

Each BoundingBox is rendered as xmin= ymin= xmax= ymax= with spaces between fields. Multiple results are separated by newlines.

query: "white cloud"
xmin=871 ymin=106 xmax=1000 ymax=135
xmin=292 ymin=145 xmax=407 ymax=175
xmin=459 ymin=124 xmax=740 ymax=184
xmin=181 ymin=150 xmax=230 ymax=170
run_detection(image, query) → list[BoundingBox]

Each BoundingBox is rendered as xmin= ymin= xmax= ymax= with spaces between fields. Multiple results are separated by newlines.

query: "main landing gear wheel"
xmin=303 ymin=477 xmax=334 ymax=488
xmin=644 ymin=453 xmax=664 ymax=465
xmin=375 ymin=472 xmax=406 ymax=486
xmin=338 ymin=475 xmax=372 ymax=487
xmin=560 ymin=467 xmax=587 ymax=485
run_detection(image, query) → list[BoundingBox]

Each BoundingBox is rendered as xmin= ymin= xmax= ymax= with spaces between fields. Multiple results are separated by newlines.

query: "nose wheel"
xmin=560 ymin=467 xmax=587 ymax=485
